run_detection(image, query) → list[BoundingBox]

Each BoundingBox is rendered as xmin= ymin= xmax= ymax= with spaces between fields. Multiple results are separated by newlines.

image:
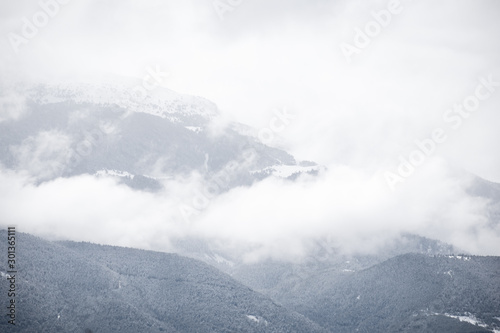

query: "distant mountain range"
xmin=175 ymin=234 xmax=500 ymax=332
xmin=1 ymin=231 xmax=499 ymax=332
xmin=1 ymin=80 xmax=500 ymax=332
xmin=286 ymin=253 xmax=500 ymax=333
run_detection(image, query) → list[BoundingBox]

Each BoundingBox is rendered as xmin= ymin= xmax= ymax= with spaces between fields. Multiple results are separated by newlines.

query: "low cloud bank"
xmin=1 ymin=155 xmax=497 ymax=262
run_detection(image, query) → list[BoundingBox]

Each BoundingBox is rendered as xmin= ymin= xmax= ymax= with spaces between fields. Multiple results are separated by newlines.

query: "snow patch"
xmin=185 ymin=126 xmax=202 ymax=133
xmin=247 ymin=315 xmax=259 ymax=322
xmin=205 ymin=254 xmax=234 ymax=267
xmin=342 ymin=269 xmax=355 ymax=273
xmin=427 ymin=311 xmax=498 ymax=331
xmin=95 ymin=169 xmax=135 ymax=179
xmin=447 ymin=255 xmax=471 ymax=261
xmin=252 ymin=164 xmax=321 ymax=178
xmin=246 ymin=315 xmax=268 ymax=326
xmin=442 ymin=312 xmax=488 ymax=329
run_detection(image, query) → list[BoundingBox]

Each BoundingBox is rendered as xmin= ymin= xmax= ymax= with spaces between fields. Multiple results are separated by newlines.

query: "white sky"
xmin=1 ymin=0 xmax=500 ymax=258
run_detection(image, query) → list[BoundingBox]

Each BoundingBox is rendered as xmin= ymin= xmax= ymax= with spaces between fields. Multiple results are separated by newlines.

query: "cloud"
xmin=0 ymin=0 xmax=499 ymax=260
xmin=0 ymin=170 xmax=195 ymax=251
xmin=10 ymin=130 xmax=72 ymax=181
xmin=193 ymin=157 xmax=498 ymax=261
xmin=0 ymin=89 xmax=27 ymax=123
xmin=0 ymin=154 xmax=497 ymax=262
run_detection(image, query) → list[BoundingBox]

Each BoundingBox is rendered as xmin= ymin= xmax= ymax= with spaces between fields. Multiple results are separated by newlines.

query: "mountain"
xmin=3 ymin=231 xmax=497 ymax=333
xmin=0 ymin=230 xmax=328 ymax=333
xmin=176 ymin=234 xmax=457 ymax=301
xmin=174 ymin=234 xmax=500 ymax=332
xmin=282 ymin=253 xmax=500 ymax=333
xmin=0 ymin=80 xmax=320 ymax=191
xmin=1 ymin=79 xmax=500 ymax=333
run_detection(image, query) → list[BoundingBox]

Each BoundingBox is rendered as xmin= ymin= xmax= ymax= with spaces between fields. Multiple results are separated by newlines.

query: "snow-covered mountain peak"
xmin=19 ymin=77 xmax=219 ymax=123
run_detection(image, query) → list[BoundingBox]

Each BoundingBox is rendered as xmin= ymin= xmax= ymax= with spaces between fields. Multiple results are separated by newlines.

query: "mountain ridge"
xmin=0 ymin=230 xmax=329 ymax=333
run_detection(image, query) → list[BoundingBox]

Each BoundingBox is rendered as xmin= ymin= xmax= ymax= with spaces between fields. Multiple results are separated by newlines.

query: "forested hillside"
xmin=283 ymin=253 xmax=500 ymax=333
xmin=0 ymin=230 xmax=327 ymax=333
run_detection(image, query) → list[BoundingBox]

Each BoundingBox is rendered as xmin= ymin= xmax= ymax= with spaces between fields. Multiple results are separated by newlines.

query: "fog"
xmin=1 ymin=0 xmax=499 ymax=260
xmin=1 ymin=156 xmax=497 ymax=260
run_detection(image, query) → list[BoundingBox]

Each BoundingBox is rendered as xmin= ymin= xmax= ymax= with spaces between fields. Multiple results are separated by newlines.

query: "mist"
xmin=1 ymin=155 xmax=497 ymax=261
xmin=1 ymin=0 xmax=500 ymax=261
